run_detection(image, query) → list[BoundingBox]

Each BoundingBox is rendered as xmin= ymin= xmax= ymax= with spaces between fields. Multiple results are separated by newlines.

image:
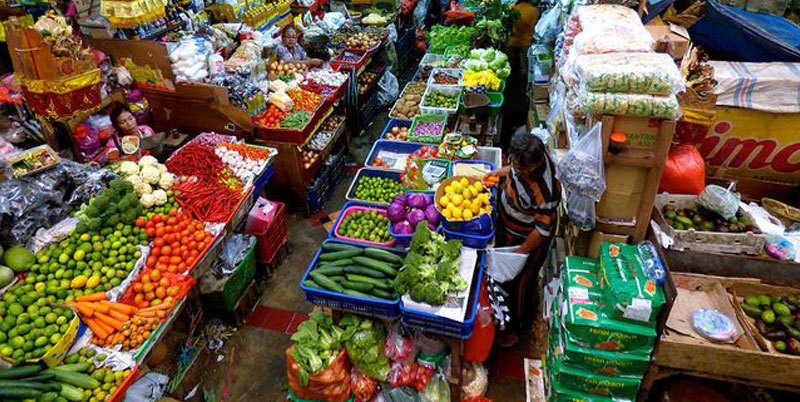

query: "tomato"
xmin=181 ymin=250 xmax=191 ymax=259
xmin=155 ymin=227 xmax=165 ymax=237
xmin=170 ymin=208 xmax=178 ymax=216
xmin=152 ymin=215 xmax=163 ymax=224
xmin=166 ymin=217 xmax=176 ymax=226
xmin=151 ymin=247 xmax=160 ymax=257
xmin=135 ymin=217 xmax=147 ymax=228
xmin=188 ymin=240 xmax=198 ymax=250
xmin=156 ymin=262 xmax=168 ymax=271
xmin=146 ymin=255 xmax=157 ymax=268
xmin=158 ymin=255 xmax=169 ymax=264
xmin=168 ymin=256 xmax=180 ymax=264
xmin=161 ymin=246 xmax=172 ymax=256
xmin=167 ymin=264 xmax=178 ymax=273
xmin=189 ymin=249 xmax=199 ymax=257
xmin=194 ymin=232 xmax=205 ymax=242
xmin=164 ymin=234 xmax=174 ymax=244
xmin=153 ymin=238 xmax=165 ymax=248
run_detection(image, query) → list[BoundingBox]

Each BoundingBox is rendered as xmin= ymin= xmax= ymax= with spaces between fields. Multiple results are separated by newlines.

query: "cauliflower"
xmin=138 ymin=155 xmax=159 ymax=167
xmin=133 ymin=181 xmax=153 ymax=196
xmin=158 ymin=172 xmax=175 ymax=190
xmin=140 ymin=165 xmax=161 ymax=185
xmin=140 ymin=192 xmax=157 ymax=207
xmin=156 ymin=164 xmax=168 ymax=173
xmin=119 ymin=161 xmax=139 ymax=175
xmin=152 ymin=189 xmax=168 ymax=205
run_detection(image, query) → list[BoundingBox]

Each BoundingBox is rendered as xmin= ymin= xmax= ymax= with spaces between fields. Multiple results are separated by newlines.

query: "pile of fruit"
xmin=287 ymin=89 xmax=322 ymax=111
xmin=431 ymin=71 xmax=460 ymax=85
xmin=438 ymin=177 xmax=492 ymax=221
xmin=67 ymin=347 xmax=135 ymax=401
xmin=302 ymin=149 xmax=319 ymax=170
xmin=268 ymin=60 xmax=307 ymax=76
xmin=463 ymin=69 xmax=502 ymax=91
xmin=353 ymin=175 xmax=403 ymax=204
xmin=0 ymin=358 xmax=121 ymax=401
xmin=423 ymin=90 xmax=458 ymax=110
xmin=253 ymin=105 xmax=287 ymax=128
xmin=0 ymin=288 xmax=75 ymax=362
xmin=384 ymin=125 xmax=409 ymax=141
xmin=371 ymin=158 xmax=390 ymax=169
xmin=662 ymin=204 xmax=758 ymax=233
xmin=303 ymin=243 xmax=403 ymax=301
xmin=344 ymin=32 xmax=381 ymax=50
xmin=358 ymin=72 xmax=379 ymax=95
xmin=320 ymin=115 xmax=344 ymax=132
xmin=741 ymin=293 xmax=800 ymax=355
xmin=337 ymin=210 xmax=391 ymax=243
xmin=139 ymin=211 xmax=213 ymax=280
xmin=117 ymin=156 xmax=176 ymax=209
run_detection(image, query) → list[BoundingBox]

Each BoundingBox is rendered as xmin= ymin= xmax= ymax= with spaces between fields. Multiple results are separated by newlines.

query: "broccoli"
xmin=105 ymin=188 xmax=121 ymax=204
xmin=122 ymin=209 xmax=139 ymax=225
xmin=410 ymin=281 xmax=448 ymax=305
xmin=87 ymin=218 xmax=103 ymax=232
xmin=106 ymin=215 xmax=120 ymax=228
xmin=75 ymin=221 xmax=88 ymax=234
xmin=89 ymin=195 xmax=108 ymax=215
xmin=109 ymin=178 xmax=133 ymax=195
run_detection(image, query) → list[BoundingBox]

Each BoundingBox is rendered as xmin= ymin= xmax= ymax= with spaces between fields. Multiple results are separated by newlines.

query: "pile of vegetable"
xmin=438 ymin=177 xmax=492 ymax=221
xmin=427 ymin=25 xmax=476 ymax=54
xmin=431 ymin=71 xmax=460 ymax=85
xmin=0 ymin=360 xmax=107 ymax=401
xmin=353 ymin=175 xmax=403 ymax=204
xmin=139 ymin=211 xmax=213 ymax=282
xmin=73 ymin=179 xmax=143 ymax=233
xmin=66 ymin=292 xmax=165 ymax=351
xmin=662 ymin=204 xmax=758 ymax=233
xmin=215 ymin=143 xmax=272 ymax=184
xmin=410 ymin=120 xmax=445 ymax=141
xmin=423 ymin=90 xmax=459 ymax=110
xmin=280 ymin=110 xmax=312 ymax=129
xmin=0 ymin=287 xmax=76 ymax=362
xmin=390 ymin=85 xmax=425 ymax=120
xmin=388 ymin=193 xmax=440 ymax=236
xmin=339 ymin=314 xmax=390 ymax=381
xmin=343 ymin=32 xmax=381 ymax=50
xmin=337 ymin=210 xmax=391 ymax=243
xmin=741 ymin=293 xmax=800 ymax=355
xmin=268 ymin=60 xmax=307 ymax=76
xmin=304 ymin=243 xmax=402 ymax=301
xmin=303 ymin=70 xmax=347 ymax=88
xmin=384 ymin=125 xmax=409 ymax=141
xmin=66 ymin=347 xmax=135 ymax=402
xmin=463 ymin=69 xmax=502 ymax=91
xmin=118 ymin=156 xmax=175 ymax=209
xmin=287 ymin=89 xmax=322 ymax=111
xmin=394 ymin=223 xmax=465 ymax=306
xmin=463 ymin=48 xmax=510 ymax=80
xmin=288 ymin=310 xmax=347 ymax=386
xmin=253 ymin=105 xmax=287 ymax=128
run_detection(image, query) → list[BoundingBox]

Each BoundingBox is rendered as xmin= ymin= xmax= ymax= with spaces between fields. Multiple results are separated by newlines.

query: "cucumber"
xmin=19 ymin=374 xmax=55 ymax=383
xmin=340 ymin=280 xmax=374 ymax=292
xmin=346 ymin=274 xmax=391 ymax=290
xmin=322 ymin=243 xmax=359 ymax=252
xmin=309 ymin=272 xmax=345 ymax=293
xmin=353 ymin=257 xmax=398 ymax=277
xmin=364 ymin=248 xmax=403 ymax=264
xmin=0 ymin=380 xmax=60 ymax=391
xmin=42 ymin=369 xmax=99 ymax=390
xmin=317 ymin=258 xmax=353 ymax=268
xmin=57 ymin=383 xmax=84 ymax=402
xmin=313 ymin=266 xmax=344 ymax=276
xmin=330 ymin=276 xmax=346 ymax=283
xmin=343 ymin=289 xmax=374 ymax=298
xmin=370 ymin=288 xmax=394 ymax=299
xmin=302 ymin=280 xmax=321 ymax=289
xmin=56 ymin=395 xmax=69 ymax=402
xmin=343 ymin=265 xmax=385 ymax=278
xmin=40 ymin=392 xmax=59 ymax=402
xmin=52 ymin=363 xmax=90 ymax=373
xmin=0 ymin=365 xmax=41 ymax=379
xmin=0 ymin=389 xmax=42 ymax=399
xmin=318 ymin=249 xmax=362 ymax=261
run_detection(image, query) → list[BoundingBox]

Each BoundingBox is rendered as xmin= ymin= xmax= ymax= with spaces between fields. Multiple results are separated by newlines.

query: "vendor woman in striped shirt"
xmin=488 ymin=132 xmax=560 ymax=347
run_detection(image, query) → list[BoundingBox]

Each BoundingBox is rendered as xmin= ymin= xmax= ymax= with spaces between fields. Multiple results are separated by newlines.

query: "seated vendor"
xmin=106 ymin=105 xmax=154 ymax=159
xmin=276 ymin=25 xmax=323 ymax=67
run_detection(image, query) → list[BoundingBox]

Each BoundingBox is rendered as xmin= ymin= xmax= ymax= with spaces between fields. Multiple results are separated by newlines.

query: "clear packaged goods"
xmin=579 ymin=92 xmax=680 ymax=119
xmin=572 ymin=53 xmax=684 ymax=96
xmin=572 ymin=25 xmax=654 ymax=55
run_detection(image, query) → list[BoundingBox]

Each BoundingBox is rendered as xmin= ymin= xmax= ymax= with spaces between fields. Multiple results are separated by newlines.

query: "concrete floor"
xmin=185 ymin=108 xmax=531 ymax=401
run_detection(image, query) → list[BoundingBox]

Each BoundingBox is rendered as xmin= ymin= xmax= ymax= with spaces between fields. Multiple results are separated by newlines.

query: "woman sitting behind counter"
xmin=276 ymin=25 xmax=323 ymax=67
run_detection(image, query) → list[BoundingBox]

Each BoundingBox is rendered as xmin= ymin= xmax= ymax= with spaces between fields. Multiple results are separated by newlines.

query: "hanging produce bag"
xmin=659 ymin=144 xmax=705 ymax=195
xmin=286 ymin=347 xmax=352 ymax=402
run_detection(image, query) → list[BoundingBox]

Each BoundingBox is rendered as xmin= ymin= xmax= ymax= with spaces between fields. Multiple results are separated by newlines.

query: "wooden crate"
xmin=594 ymin=115 xmax=675 ymax=242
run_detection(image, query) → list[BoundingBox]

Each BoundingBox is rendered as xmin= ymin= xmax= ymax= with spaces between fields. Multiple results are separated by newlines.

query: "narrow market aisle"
xmin=188 ymin=113 xmax=528 ymax=401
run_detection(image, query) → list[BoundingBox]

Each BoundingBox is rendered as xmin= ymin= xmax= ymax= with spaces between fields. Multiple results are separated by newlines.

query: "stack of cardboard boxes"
xmin=545 ymin=243 xmax=665 ymax=401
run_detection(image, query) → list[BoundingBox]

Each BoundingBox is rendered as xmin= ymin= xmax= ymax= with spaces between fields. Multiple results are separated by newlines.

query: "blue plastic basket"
xmin=390 ymin=221 xmax=442 ymax=248
xmin=328 ymin=201 xmax=395 ymax=247
xmin=399 ymin=251 xmax=485 ymax=338
xmin=380 ymin=118 xmax=413 ymax=140
xmin=299 ymin=238 xmax=404 ymax=318
xmin=345 ymin=168 xmax=404 ymax=206
xmin=364 ymin=140 xmax=424 ymax=169
xmin=252 ymin=164 xmax=274 ymax=196
xmin=442 ymin=225 xmax=495 ymax=249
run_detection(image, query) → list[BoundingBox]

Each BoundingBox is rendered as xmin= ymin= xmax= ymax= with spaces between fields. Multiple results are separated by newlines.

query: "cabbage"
xmin=394 ymin=220 xmax=413 ymax=235
xmin=494 ymin=52 xmax=508 ymax=65
xmin=393 ymin=193 xmax=408 ymax=206
xmin=469 ymin=49 xmax=485 ymax=59
xmin=407 ymin=208 xmax=426 ymax=228
xmin=475 ymin=60 xmax=488 ymax=71
xmin=481 ymin=49 xmax=496 ymax=62
xmin=424 ymin=204 xmax=440 ymax=226
xmin=407 ymin=193 xmax=428 ymax=209
xmin=387 ymin=201 xmax=407 ymax=223
xmin=489 ymin=58 xmax=508 ymax=73
xmin=423 ymin=194 xmax=433 ymax=207
xmin=496 ymin=66 xmax=510 ymax=79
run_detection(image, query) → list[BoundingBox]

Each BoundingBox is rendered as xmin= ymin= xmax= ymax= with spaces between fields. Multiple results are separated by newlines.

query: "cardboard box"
xmin=529 ymin=83 xmax=549 ymax=104
xmin=645 ymin=24 xmax=690 ymax=60
xmin=597 ymin=165 xmax=648 ymax=222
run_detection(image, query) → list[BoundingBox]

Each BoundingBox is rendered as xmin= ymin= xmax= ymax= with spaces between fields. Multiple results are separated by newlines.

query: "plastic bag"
xmin=566 ymin=192 xmax=596 ymax=231
xmin=698 ymin=184 xmax=741 ymax=220
xmin=486 ymin=246 xmax=528 ymax=283
xmin=384 ymin=324 xmax=416 ymax=362
xmin=218 ymin=234 xmax=255 ymax=274
xmin=660 ymin=145 xmax=705 ymax=195
xmin=535 ymin=6 xmax=562 ymax=47
xmin=413 ymin=362 xmax=435 ymax=391
xmin=414 ymin=0 xmax=431 ymax=28
xmin=572 ymin=52 xmax=684 ymax=96
xmin=579 ymin=92 xmax=680 ymax=119
xmin=419 ymin=373 xmax=450 ymax=402
xmin=765 ymin=234 xmax=796 ymax=261
xmin=287 ymin=347 xmax=351 ymax=402
xmin=123 ymin=372 xmax=169 ymax=402
xmin=379 ymin=386 xmax=420 ymax=402
xmin=461 ymin=362 xmax=489 ymax=397
xmin=413 ymin=331 xmax=446 ymax=355
xmin=556 ymin=122 xmax=605 ymax=201
xmin=389 ymin=360 xmax=417 ymax=387
xmin=377 ymin=71 xmax=400 ymax=108
xmin=351 ymin=369 xmax=377 ymax=401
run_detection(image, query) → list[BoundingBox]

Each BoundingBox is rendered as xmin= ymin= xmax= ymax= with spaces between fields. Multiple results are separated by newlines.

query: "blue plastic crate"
xmin=328 ymin=200 xmax=395 ymax=247
xmin=346 ymin=167 xmax=404 ymax=206
xmin=364 ymin=140 xmax=424 ymax=169
xmin=400 ymin=251 xmax=485 ymax=338
xmin=442 ymin=225 xmax=495 ymax=249
xmin=299 ymin=238 xmax=405 ymax=318
xmin=390 ymin=221 xmax=442 ymax=248
xmin=380 ymin=118 xmax=413 ymax=139
xmin=252 ymin=164 xmax=274 ymax=196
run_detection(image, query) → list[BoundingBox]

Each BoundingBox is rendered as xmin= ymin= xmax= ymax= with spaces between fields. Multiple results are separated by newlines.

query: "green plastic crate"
xmin=221 ymin=239 xmax=257 ymax=311
xmin=408 ymin=113 xmax=447 ymax=143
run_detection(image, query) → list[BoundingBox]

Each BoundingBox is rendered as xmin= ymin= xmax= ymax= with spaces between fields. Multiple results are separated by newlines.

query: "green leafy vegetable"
xmin=339 ymin=314 xmax=390 ymax=381
xmin=427 ymin=25 xmax=476 ymax=54
xmin=289 ymin=311 xmax=346 ymax=387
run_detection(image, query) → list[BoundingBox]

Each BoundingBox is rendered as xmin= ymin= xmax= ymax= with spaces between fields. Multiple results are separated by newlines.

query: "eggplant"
xmin=765 ymin=331 xmax=787 ymax=341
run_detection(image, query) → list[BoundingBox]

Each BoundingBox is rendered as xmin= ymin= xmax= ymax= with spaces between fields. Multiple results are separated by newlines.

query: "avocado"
xmin=762 ymin=310 xmax=776 ymax=324
xmin=774 ymin=303 xmax=792 ymax=317
xmin=778 ymin=315 xmax=796 ymax=328
xmin=745 ymin=295 xmax=761 ymax=307
xmin=759 ymin=295 xmax=772 ymax=306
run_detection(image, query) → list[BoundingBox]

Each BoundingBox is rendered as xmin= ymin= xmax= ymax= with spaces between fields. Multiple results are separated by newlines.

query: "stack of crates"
xmin=545 ymin=243 xmax=666 ymax=401
xmin=307 ymin=144 xmax=347 ymax=213
xmin=244 ymin=198 xmax=288 ymax=273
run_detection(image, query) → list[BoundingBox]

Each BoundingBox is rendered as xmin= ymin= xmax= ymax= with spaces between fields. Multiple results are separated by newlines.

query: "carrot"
xmin=108 ymin=310 xmax=130 ymax=322
xmin=91 ymin=303 xmax=110 ymax=314
xmin=95 ymin=312 xmax=125 ymax=331
xmin=134 ymin=310 xmax=157 ymax=318
xmin=68 ymin=302 xmax=94 ymax=318
xmin=84 ymin=318 xmax=111 ymax=339
xmin=76 ymin=292 xmax=107 ymax=302
xmin=101 ymin=301 xmax=136 ymax=315
xmin=137 ymin=303 xmax=172 ymax=313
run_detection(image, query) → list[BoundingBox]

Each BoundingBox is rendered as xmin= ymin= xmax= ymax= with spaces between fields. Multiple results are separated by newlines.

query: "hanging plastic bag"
xmin=765 ymin=234 xmax=796 ymax=261
xmin=380 ymin=386 xmax=421 ymax=402
xmin=660 ymin=144 xmax=705 ymax=195
xmin=486 ymin=246 xmax=528 ymax=283
xmin=461 ymin=362 xmax=489 ymax=397
xmin=698 ymin=184 xmax=741 ymax=220
xmin=377 ymin=71 xmax=400 ymax=108
xmin=384 ymin=324 xmax=416 ymax=362
xmin=351 ymin=369 xmax=377 ymax=401
xmin=414 ymin=0 xmax=431 ymax=29
xmin=389 ymin=360 xmax=417 ymax=387
xmin=557 ymin=122 xmax=605 ymax=230
xmin=464 ymin=277 xmax=495 ymax=363
xmin=412 ymin=362 xmax=435 ymax=391
xmin=534 ymin=6 xmax=562 ymax=47
xmin=566 ymin=192 xmax=597 ymax=231
xmin=419 ymin=372 xmax=450 ymax=402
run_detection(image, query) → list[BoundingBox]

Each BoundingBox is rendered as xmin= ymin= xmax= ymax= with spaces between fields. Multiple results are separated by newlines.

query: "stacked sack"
xmin=559 ymin=5 xmax=683 ymax=120
xmin=545 ymin=242 xmax=666 ymax=402
xmin=169 ymin=37 xmax=213 ymax=83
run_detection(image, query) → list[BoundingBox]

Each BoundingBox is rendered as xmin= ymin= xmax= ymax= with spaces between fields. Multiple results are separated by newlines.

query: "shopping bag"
xmin=485 ymin=246 xmax=528 ymax=283
xmin=659 ymin=144 xmax=705 ymax=195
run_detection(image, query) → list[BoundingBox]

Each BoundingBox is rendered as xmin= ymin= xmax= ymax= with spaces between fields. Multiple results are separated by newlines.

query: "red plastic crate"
xmin=331 ymin=48 xmax=368 ymax=71
xmin=245 ymin=201 xmax=288 ymax=264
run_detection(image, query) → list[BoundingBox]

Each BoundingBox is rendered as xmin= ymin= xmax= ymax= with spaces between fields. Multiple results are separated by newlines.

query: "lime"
xmin=22 ymin=340 xmax=34 ymax=351
xmin=49 ymin=333 xmax=61 ymax=345
xmin=10 ymin=335 xmax=25 ymax=349
xmin=58 ymin=253 xmax=69 ymax=264
xmin=34 ymin=336 xmax=48 ymax=347
xmin=8 ymin=303 xmax=23 ymax=316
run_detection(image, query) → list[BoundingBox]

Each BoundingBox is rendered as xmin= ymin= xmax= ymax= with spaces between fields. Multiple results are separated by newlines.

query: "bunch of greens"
xmin=464 ymin=48 xmax=511 ymax=79
xmin=74 ymin=178 xmax=143 ymax=233
xmin=339 ymin=314 xmax=390 ymax=381
xmin=289 ymin=311 xmax=346 ymax=387
xmin=427 ymin=25 xmax=476 ymax=54
xmin=471 ymin=0 xmax=520 ymax=49
xmin=394 ymin=222 xmax=465 ymax=306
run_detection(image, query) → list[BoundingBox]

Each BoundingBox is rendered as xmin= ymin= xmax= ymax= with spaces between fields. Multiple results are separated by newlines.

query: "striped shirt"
xmin=499 ymin=153 xmax=560 ymax=239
